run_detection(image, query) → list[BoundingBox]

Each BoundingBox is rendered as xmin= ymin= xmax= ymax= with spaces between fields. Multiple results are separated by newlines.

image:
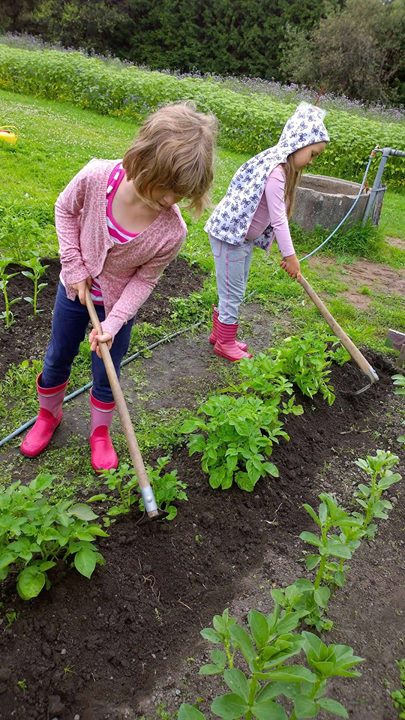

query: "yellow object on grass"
xmin=0 ymin=126 xmax=18 ymax=146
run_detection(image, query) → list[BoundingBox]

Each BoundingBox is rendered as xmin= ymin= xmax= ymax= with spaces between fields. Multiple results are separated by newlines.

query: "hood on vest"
xmin=276 ymin=102 xmax=329 ymax=160
xmin=204 ymin=102 xmax=329 ymax=250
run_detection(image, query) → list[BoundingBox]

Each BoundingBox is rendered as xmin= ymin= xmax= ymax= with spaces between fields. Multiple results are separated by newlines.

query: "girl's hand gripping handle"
xmin=280 ymin=254 xmax=301 ymax=279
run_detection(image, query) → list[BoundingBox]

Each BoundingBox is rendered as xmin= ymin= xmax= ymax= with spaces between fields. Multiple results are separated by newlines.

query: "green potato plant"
xmin=0 ymin=204 xmax=44 ymax=263
xmin=181 ymin=394 xmax=286 ymax=492
xmin=274 ymin=332 xmax=336 ymax=406
xmin=230 ymin=353 xmax=304 ymax=417
xmin=0 ymin=473 xmax=107 ymax=600
xmin=90 ymin=456 xmax=188 ymax=520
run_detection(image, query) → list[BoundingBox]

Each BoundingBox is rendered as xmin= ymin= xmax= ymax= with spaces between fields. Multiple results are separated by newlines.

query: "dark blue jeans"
xmin=42 ymin=283 xmax=134 ymax=403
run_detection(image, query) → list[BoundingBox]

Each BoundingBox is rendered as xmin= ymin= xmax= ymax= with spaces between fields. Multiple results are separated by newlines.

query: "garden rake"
xmin=85 ymin=289 xmax=159 ymax=519
xmin=297 ymin=274 xmax=379 ymax=395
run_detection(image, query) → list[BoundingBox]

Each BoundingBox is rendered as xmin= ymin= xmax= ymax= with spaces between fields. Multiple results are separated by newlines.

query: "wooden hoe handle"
xmin=85 ymin=289 xmax=158 ymax=517
xmin=298 ymin=275 xmax=379 ymax=384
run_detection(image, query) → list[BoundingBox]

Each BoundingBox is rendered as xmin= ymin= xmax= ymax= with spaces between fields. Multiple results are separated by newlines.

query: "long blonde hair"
xmin=123 ymin=102 xmax=217 ymax=218
xmin=282 ymin=156 xmax=301 ymax=218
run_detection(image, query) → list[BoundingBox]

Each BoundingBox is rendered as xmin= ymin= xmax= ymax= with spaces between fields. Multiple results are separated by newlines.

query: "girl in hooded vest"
xmin=205 ymin=102 xmax=329 ymax=361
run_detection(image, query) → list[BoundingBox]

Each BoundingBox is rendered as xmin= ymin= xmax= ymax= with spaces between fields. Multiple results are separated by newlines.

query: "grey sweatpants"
xmin=209 ymin=235 xmax=254 ymax=324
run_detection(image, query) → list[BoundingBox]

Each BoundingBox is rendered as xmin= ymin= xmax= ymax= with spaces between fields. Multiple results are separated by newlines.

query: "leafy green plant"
xmin=178 ymin=705 xmax=205 ymax=720
xmin=0 ymin=473 xmax=107 ymax=600
xmin=90 ymin=456 xmax=188 ymax=520
xmin=275 ymin=332 xmax=336 ymax=405
xmin=21 ymin=254 xmax=48 ymax=315
xmin=1 ymin=45 xmax=404 ymax=188
xmin=353 ymin=449 xmax=401 ymax=538
xmin=232 ymin=354 xmax=303 ymax=417
xmin=277 ymin=494 xmax=364 ymax=629
xmin=0 ymin=206 xmax=40 ymax=262
xmin=273 ymin=495 xmax=364 ymax=632
xmin=5 ymin=609 xmax=17 ymax=628
xmin=181 ymin=394 xmax=286 ymax=492
xmin=90 ymin=463 xmax=139 ymax=518
xmin=169 ymin=291 xmax=206 ymax=325
xmin=392 ymin=374 xmax=405 ymax=397
xmin=272 ymin=578 xmax=334 ymax=633
xmin=300 ymin=493 xmax=364 ymax=592
xmin=278 ymin=450 xmax=402 ymax=629
xmin=144 ymin=457 xmax=188 ymax=519
xmin=180 ymin=606 xmax=362 ymax=719
xmin=391 ymin=659 xmax=405 ymax=719
xmin=0 ymin=258 xmax=20 ymax=328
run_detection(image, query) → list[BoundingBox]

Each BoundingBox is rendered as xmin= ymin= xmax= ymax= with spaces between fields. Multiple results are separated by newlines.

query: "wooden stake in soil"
xmin=85 ymin=289 xmax=159 ymax=518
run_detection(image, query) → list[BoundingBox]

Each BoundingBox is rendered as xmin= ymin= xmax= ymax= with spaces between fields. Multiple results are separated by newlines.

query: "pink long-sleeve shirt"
xmin=55 ymin=159 xmax=187 ymax=340
xmin=246 ymin=165 xmax=295 ymax=257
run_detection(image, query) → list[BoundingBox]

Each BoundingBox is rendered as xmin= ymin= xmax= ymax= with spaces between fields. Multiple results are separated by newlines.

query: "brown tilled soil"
xmin=0 ymin=259 xmax=403 ymax=720
xmin=0 ymin=256 xmax=205 ymax=379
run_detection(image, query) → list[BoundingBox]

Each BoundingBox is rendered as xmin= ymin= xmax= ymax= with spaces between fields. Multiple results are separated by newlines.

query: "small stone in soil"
xmin=48 ymin=693 xmax=65 ymax=715
xmin=0 ymin=667 xmax=11 ymax=682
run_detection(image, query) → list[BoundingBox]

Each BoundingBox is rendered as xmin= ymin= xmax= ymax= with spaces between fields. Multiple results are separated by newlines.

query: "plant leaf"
xmin=73 ymin=545 xmax=98 ymax=578
xmin=68 ymin=503 xmax=98 ymax=521
xmin=211 ymin=693 xmax=248 ymax=720
xmin=178 ymin=703 xmax=206 ymax=720
xmin=317 ymin=697 xmax=348 ymax=718
xmin=17 ymin=566 xmax=46 ymax=600
xmin=252 ymin=698 xmax=288 ymax=720
xmin=223 ymin=669 xmax=249 ymax=702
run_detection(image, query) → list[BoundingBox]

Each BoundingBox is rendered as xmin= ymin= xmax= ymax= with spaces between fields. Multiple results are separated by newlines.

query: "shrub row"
xmin=1 ymin=45 xmax=404 ymax=188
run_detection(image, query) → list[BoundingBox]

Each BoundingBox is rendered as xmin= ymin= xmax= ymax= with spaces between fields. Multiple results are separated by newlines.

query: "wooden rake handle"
xmin=85 ymin=289 xmax=158 ymax=517
xmin=297 ymin=275 xmax=379 ymax=385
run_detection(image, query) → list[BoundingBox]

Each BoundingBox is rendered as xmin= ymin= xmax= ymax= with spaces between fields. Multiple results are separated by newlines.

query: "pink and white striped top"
xmin=91 ymin=164 xmax=138 ymax=305
xmin=57 ymin=158 xmax=187 ymax=341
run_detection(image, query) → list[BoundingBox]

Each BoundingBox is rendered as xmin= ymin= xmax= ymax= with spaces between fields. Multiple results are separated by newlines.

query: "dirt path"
xmin=309 ymin=255 xmax=405 ymax=310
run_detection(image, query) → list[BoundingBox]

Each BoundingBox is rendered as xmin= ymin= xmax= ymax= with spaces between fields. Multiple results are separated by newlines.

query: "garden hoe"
xmin=85 ymin=289 xmax=159 ymax=520
xmin=297 ymin=274 xmax=379 ymax=395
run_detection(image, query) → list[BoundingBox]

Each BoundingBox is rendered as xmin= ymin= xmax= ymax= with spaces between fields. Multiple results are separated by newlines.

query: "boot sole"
xmin=213 ymin=347 xmax=252 ymax=362
xmin=209 ymin=338 xmax=249 ymax=351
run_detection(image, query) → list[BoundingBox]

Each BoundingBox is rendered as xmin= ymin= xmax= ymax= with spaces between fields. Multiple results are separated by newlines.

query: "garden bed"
xmin=0 ymin=256 xmax=204 ymax=379
xmin=0 ymin=343 xmax=403 ymax=720
xmin=0 ymin=258 xmax=403 ymax=720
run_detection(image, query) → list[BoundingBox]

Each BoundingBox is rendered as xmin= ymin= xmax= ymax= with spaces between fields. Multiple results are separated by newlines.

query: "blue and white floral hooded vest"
xmin=205 ymin=102 xmax=329 ymax=250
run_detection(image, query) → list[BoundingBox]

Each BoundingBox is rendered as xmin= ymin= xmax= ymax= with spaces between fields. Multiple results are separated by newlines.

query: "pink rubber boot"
xmin=20 ymin=374 xmax=68 ymax=457
xmin=214 ymin=319 xmax=253 ymax=362
xmin=209 ymin=306 xmax=248 ymax=351
xmin=89 ymin=392 xmax=118 ymax=473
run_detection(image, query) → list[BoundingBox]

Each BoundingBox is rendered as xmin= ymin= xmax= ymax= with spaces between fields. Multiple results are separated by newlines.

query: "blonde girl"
xmin=21 ymin=103 xmax=217 ymax=470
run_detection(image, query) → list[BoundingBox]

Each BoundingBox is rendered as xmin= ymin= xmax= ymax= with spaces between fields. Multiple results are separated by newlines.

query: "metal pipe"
xmin=363 ymin=147 xmax=405 ymax=225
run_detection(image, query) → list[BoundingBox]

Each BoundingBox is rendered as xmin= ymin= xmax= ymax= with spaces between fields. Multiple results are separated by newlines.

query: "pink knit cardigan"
xmin=55 ymin=159 xmax=187 ymax=340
